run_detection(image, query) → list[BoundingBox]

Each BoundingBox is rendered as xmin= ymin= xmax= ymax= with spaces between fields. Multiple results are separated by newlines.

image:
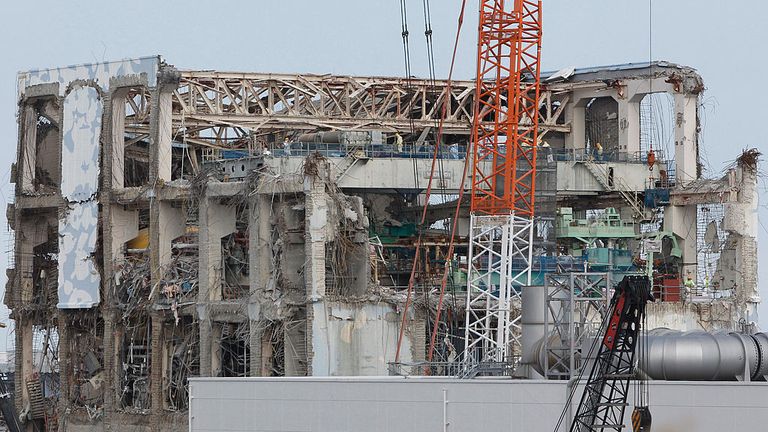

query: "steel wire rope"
xmin=394 ymin=0 xmax=469 ymax=364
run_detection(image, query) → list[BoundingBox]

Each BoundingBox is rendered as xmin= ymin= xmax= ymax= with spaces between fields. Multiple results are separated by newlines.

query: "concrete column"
xmin=149 ymin=313 xmax=163 ymax=431
xmin=199 ymin=197 xmax=236 ymax=302
xmin=249 ymin=322 xmax=264 ymax=377
xmin=20 ymin=105 xmax=37 ymax=194
xmin=149 ymin=86 xmax=174 ymax=183
xmin=304 ymin=173 xmax=328 ymax=299
xmin=249 ymin=195 xmax=272 ymax=295
xmin=674 ymin=93 xmax=699 ymax=184
xmin=303 ymin=165 xmax=330 ymax=377
xmin=617 ymin=98 xmax=641 ymax=154
xmin=56 ymin=311 xmax=71 ymax=432
xmin=564 ymin=102 xmax=586 ymax=151
xmin=111 ymin=91 xmax=126 ymax=188
xmin=198 ymin=315 xmax=213 ymax=377
xmin=249 ymin=194 xmax=271 ymax=376
xmin=723 ymin=165 xmax=760 ymax=322
xmin=157 ymin=91 xmax=173 ymax=182
xmin=211 ymin=323 xmax=223 ymax=377
xmin=14 ymin=318 xmax=33 ymax=416
xmin=102 ymin=313 xmax=116 ymax=417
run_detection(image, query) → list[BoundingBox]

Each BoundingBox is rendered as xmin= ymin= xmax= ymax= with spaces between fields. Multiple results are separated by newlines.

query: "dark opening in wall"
xmin=122 ymin=87 xmax=151 ymax=187
xmin=32 ymin=227 xmax=58 ymax=308
xmin=221 ymin=203 xmax=249 ymax=299
xmin=64 ymin=314 xmax=104 ymax=409
xmin=118 ymin=319 xmax=150 ymax=412
xmin=20 ymin=97 xmax=61 ymax=194
xmin=164 ymin=316 xmax=199 ymax=411
xmin=33 ymin=98 xmax=61 ymax=192
xmin=585 ymin=97 xmax=618 ymax=154
xmin=219 ymin=323 xmax=250 ymax=377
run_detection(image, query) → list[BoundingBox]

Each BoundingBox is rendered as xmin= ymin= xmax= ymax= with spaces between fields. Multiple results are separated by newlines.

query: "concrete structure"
xmin=5 ymin=57 xmax=760 ymax=431
xmin=188 ymin=377 xmax=768 ymax=432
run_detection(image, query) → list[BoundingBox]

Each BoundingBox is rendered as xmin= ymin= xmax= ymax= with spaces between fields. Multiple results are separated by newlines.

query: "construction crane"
xmin=463 ymin=0 xmax=543 ymax=365
xmin=567 ymin=275 xmax=653 ymax=432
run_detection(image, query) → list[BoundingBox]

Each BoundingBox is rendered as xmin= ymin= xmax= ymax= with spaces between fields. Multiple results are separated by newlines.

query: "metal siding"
xmin=189 ymin=377 xmax=768 ymax=432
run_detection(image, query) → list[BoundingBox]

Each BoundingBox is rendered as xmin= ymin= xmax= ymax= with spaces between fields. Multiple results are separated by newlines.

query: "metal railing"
xmin=546 ymin=148 xmax=661 ymax=164
xmin=273 ymin=142 xmax=467 ymax=159
xmin=653 ymin=282 xmax=734 ymax=302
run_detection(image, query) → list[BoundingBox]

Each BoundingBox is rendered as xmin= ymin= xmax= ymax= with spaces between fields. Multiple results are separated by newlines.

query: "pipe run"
xmin=638 ymin=329 xmax=768 ymax=382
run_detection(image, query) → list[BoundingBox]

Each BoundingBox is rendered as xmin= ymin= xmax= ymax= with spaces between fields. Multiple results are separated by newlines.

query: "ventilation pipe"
xmin=638 ymin=329 xmax=768 ymax=381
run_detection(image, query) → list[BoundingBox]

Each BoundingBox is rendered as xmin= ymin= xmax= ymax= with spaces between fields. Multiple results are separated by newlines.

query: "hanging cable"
xmin=395 ymin=0 xmax=469 ymax=364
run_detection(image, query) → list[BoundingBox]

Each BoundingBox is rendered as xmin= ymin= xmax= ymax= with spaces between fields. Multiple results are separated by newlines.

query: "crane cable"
xmin=394 ymin=0 xmax=469 ymax=364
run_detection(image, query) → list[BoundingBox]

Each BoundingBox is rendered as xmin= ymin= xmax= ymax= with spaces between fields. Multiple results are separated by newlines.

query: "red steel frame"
xmin=470 ymin=0 xmax=542 ymax=216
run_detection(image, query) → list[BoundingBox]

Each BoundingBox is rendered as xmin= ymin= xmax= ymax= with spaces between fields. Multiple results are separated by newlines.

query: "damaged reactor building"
xmin=4 ymin=56 xmax=761 ymax=431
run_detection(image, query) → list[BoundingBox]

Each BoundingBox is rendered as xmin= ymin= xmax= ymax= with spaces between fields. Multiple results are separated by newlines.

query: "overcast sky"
xmin=0 ymin=0 xmax=766 ymax=351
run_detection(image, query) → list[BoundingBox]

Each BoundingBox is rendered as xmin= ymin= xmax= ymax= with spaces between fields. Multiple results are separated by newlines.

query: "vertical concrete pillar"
xmin=303 ymin=164 xmax=330 ymax=376
xmin=20 ymin=105 xmax=37 ymax=194
xmin=674 ymin=93 xmax=699 ymax=185
xmin=56 ymin=311 xmax=70 ymax=432
xmin=564 ymin=101 xmax=586 ymax=151
xmin=249 ymin=322 xmax=264 ymax=377
xmin=211 ymin=323 xmax=223 ymax=376
xmin=156 ymin=91 xmax=173 ymax=182
xmin=111 ymin=91 xmax=126 ymax=189
xmin=303 ymin=173 xmax=328 ymax=299
xmin=102 ymin=313 xmax=115 ymax=418
xmin=149 ymin=313 xmax=163 ymax=430
xmin=13 ymin=318 xmax=33 ymax=416
xmin=249 ymin=194 xmax=271 ymax=376
xmin=149 ymin=85 xmax=174 ymax=183
xmin=723 ymin=165 xmax=760 ymax=322
xmin=198 ymin=315 xmax=212 ymax=377
xmin=617 ymin=98 xmax=641 ymax=154
xmin=199 ymin=197 xmax=236 ymax=302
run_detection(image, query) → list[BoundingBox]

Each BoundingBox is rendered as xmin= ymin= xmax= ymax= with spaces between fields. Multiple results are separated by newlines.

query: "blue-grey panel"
xmin=58 ymin=200 xmax=100 ymax=308
xmin=61 ymin=85 xmax=102 ymax=201
xmin=20 ymin=56 xmax=159 ymax=96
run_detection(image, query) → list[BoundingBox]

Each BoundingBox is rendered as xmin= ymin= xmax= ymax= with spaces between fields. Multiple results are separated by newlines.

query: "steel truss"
xmin=463 ymin=214 xmax=533 ymax=363
xmin=462 ymin=0 xmax=543 ymax=369
xmin=543 ymin=272 xmax=611 ymax=379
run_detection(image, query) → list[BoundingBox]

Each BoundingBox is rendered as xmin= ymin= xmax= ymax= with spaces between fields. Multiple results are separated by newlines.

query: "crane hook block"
xmin=631 ymin=406 xmax=652 ymax=432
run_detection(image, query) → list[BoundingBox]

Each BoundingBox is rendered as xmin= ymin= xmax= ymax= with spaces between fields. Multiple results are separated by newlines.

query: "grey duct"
xmin=520 ymin=284 xmax=768 ymax=381
xmin=638 ymin=329 xmax=768 ymax=381
xmin=297 ymin=131 xmax=378 ymax=145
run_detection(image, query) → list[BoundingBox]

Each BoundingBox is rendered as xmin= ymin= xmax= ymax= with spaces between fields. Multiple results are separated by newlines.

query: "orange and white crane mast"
xmin=463 ymin=0 xmax=543 ymax=366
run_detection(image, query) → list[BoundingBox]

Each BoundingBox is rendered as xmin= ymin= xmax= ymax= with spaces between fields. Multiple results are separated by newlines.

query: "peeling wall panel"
xmin=61 ymin=86 xmax=102 ymax=201
xmin=58 ymin=201 xmax=100 ymax=308
xmin=19 ymin=56 xmax=159 ymax=97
